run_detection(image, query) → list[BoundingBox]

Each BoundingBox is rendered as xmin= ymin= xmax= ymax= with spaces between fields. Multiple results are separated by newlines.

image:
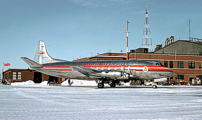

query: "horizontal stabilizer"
xmin=21 ymin=57 xmax=43 ymax=68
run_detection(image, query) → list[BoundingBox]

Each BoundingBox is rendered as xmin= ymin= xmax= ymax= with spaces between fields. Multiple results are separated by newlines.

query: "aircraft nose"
xmin=168 ymin=68 xmax=174 ymax=77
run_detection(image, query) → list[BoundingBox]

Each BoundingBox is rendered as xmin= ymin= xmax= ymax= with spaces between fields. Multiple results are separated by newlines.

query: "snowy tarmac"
xmin=1 ymin=85 xmax=202 ymax=120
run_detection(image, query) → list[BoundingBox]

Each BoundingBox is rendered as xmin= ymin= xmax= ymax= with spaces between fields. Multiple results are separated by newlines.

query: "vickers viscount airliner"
xmin=21 ymin=41 xmax=174 ymax=89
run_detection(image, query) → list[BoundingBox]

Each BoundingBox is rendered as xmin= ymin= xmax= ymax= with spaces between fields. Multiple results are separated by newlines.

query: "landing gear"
xmin=152 ymin=85 xmax=157 ymax=89
xmin=110 ymin=80 xmax=116 ymax=88
xmin=68 ymin=79 xmax=71 ymax=86
xmin=98 ymin=83 xmax=104 ymax=88
xmin=110 ymin=83 xmax=116 ymax=87
xmin=97 ymin=79 xmax=104 ymax=88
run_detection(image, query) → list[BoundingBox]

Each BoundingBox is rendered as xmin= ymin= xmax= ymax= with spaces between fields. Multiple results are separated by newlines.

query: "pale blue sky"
xmin=1 ymin=0 xmax=202 ymax=70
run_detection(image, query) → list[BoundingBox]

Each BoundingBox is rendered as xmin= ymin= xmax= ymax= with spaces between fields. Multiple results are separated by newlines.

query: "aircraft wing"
xmin=71 ymin=66 xmax=101 ymax=76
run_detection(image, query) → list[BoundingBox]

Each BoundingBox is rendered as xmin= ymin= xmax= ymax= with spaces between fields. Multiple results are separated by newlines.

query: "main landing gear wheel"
xmin=98 ymin=83 xmax=104 ymax=88
xmin=152 ymin=85 xmax=157 ymax=89
xmin=110 ymin=83 xmax=116 ymax=88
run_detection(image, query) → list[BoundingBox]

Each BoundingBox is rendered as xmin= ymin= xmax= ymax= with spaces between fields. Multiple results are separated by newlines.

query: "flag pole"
xmin=2 ymin=63 xmax=4 ymax=80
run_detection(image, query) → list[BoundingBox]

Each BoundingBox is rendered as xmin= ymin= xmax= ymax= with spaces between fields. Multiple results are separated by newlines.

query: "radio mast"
xmin=142 ymin=6 xmax=153 ymax=52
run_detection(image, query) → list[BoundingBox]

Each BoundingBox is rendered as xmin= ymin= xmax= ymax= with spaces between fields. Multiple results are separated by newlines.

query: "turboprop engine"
xmin=91 ymin=71 xmax=129 ymax=79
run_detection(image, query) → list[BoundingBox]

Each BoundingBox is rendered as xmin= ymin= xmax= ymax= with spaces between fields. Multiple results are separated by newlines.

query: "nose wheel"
xmin=152 ymin=85 xmax=157 ymax=89
xmin=98 ymin=83 xmax=104 ymax=88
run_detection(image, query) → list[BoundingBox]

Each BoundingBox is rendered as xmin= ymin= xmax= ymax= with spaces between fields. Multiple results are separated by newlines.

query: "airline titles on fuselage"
xmin=82 ymin=62 xmax=128 ymax=66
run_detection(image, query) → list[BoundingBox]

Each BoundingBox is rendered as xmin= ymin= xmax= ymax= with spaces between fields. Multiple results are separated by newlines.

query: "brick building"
xmin=3 ymin=68 xmax=62 ymax=84
xmin=75 ymin=39 xmax=202 ymax=85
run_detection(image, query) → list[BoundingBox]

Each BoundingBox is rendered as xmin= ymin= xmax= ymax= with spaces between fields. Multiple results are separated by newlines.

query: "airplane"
xmin=21 ymin=41 xmax=174 ymax=89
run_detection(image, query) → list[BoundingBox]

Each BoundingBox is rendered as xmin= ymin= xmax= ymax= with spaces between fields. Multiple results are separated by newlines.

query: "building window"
xmin=177 ymin=75 xmax=184 ymax=80
xmin=177 ymin=61 xmax=184 ymax=68
xmin=12 ymin=72 xmax=16 ymax=80
xmin=17 ymin=72 xmax=21 ymax=80
xmin=170 ymin=61 xmax=173 ymax=68
xmin=164 ymin=61 xmax=168 ymax=67
xmin=199 ymin=62 xmax=202 ymax=69
xmin=189 ymin=61 xmax=195 ymax=69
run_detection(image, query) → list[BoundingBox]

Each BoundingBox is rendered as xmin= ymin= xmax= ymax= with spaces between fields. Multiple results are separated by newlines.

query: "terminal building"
xmin=2 ymin=37 xmax=202 ymax=85
xmin=75 ymin=37 xmax=202 ymax=85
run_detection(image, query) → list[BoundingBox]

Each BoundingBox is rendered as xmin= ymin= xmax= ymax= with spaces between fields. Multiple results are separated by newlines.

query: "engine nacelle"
xmin=154 ymin=78 xmax=167 ymax=82
xmin=93 ymin=71 xmax=122 ymax=78
xmin=91 ymin=71 xmax=129 ymax=79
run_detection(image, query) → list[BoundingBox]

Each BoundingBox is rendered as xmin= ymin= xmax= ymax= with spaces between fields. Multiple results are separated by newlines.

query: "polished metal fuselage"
xmin=32 ymin=59 xmax=174 ymax=81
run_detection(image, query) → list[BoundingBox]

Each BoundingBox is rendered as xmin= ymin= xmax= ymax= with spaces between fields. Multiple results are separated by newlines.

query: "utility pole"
xmin=120 ymin=20 xmax=129 ymax=60
xmin=126 ymin=20 xmax=129 ymax=60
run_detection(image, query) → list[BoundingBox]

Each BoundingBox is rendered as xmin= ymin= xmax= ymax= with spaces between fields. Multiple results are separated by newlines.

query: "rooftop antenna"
xmin=142 ymin=6 xmax=153 ymax=52
xmin=189 ymin=19 xmax=191 ymax=40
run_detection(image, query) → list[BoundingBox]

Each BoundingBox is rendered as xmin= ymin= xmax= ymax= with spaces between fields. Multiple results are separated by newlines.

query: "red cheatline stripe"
xmin=148 ymin=68 xmax=172 ymax=72
xmin=91 ymin=66 xmax=96 ymax=69
xmin=43 ymin=69 xmax=72 ymax=71
xmin=44 ymin=66 xmax=71 ymax=68
xmin=43 ymin=66 xmax=72 ymax=71
xmin=130 ymin=66 xmax=173 ymax=72
xmin=109 ymin=66 xmax=115 ymax=70
xmin=129 ymin=65 xmax=164 ymax=68
xmin=124 ymin=66 xmax=128 ymax=70
xmin=43 ymin=65 xmax=173 ymax=72
xmin=97 ymin=67 xmax=102 ymax=70
xmin=103 ymin=66 xmax=108 ymax=70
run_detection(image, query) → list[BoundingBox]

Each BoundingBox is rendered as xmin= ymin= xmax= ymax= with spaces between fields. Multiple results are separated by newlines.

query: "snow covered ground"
xmin=11 ymin=80 xmax=49 ymax=86
xmin=1 ymin=85 xmax=202 ymax=119
xmin=61 ymin=79 xmax=97 ymax=86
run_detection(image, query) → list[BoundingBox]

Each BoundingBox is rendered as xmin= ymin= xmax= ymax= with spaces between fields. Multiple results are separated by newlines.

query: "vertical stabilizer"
xmin=33 ymin=41 xmax=55 ymax=64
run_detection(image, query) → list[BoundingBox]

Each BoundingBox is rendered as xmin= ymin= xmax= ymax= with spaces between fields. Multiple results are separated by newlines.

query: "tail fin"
xmin=33 ymin=41 xmax=67 ymax=64
xmin=33 ymin=41 xmax=54 ymax=64
xmin=21 ymin=57 xmax=43 ymax=68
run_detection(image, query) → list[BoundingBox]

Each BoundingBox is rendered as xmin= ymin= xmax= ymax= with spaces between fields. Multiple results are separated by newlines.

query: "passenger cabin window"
xmin=114 ymin=66 xmax=117 ymax=70
xmin=177 ymin=61 xmax=184 ymax=68
xmin=189 ymin=61 xmax=195 ymax=69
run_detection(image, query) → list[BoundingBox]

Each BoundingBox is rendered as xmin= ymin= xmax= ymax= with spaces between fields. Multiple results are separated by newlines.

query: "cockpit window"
xmin=156 ymin=62 xmax=163 ymax=66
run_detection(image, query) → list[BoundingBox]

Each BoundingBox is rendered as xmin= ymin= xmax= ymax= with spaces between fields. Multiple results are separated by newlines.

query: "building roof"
xmin=154 ymin=40 xmax=202 ymax=55
xmin=74 ymin=53 xmax=126 ymax=61
xmin=3 ymin=68 xmax=35 ymax=73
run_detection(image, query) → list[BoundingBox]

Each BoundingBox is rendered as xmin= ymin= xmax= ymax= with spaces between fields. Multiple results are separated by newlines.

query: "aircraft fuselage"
xmin=33 ymin=59 xmax=173 ymax=81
